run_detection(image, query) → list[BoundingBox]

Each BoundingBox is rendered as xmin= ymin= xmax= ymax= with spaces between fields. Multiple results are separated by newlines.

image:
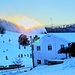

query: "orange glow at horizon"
xmin=7 ymin=16 xmax=43 ymax=30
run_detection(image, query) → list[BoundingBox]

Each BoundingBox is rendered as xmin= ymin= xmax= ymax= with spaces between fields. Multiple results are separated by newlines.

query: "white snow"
xmin=50 ymin=33 xmax=75 ymax=42
xmin=0 ymin=31 xmax=75 ymax=75
xmin=0 ymin=31 xmax=33 ymax=74
xmin=16 ymin=58 xmax=75 ymax=75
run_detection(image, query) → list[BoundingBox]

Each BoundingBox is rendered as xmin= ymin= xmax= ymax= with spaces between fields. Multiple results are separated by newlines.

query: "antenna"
xmin=50 ymin=17 xmax=53 ymax=27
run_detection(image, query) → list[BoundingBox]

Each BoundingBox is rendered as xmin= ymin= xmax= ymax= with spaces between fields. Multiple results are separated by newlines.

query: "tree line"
xmin=0 ymin=25 xmax=6 ymax=34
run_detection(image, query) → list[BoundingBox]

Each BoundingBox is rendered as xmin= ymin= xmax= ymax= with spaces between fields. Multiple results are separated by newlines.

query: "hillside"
xmin=0 ymin=19 xmax=21 ymax=33
xmin=0 ymin=31 xmax=32 ymax=68
xmin=0 ymin=19 xmax=46 ymax=34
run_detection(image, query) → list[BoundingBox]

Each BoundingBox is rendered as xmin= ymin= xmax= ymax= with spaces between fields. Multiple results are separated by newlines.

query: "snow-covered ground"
xmin=0 ymin=31 xmax=33 ymax=74
xmin=15 ymin=57 xmax=75 ymax=75
xmin=0 ymin=31 xmax=75 ymax=75
xmin=1 ymin=57 xmax=75 ymax=75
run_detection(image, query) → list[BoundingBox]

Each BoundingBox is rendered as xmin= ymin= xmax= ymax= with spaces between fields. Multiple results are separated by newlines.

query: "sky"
xmin=0 ymin=0 xmax=75 ymax=27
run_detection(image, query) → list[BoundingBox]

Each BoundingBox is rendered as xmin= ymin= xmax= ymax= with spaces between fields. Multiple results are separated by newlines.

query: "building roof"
xmin=33 ymin=33 xmax=75 ymax=45
xmin=49 ymin=33 xmax=75 ymax=42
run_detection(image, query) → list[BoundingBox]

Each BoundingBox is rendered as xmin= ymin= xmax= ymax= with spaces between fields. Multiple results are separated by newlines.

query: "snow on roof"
xmin=33 ymin=33 xmax=71 ymax=45
xmin=32 ymin=34 xmax=50 ymax=45
xmin=49 ymin=33 xmax=75 ymax=42
xmin=32 ymin=32 xmax=75 ymax=47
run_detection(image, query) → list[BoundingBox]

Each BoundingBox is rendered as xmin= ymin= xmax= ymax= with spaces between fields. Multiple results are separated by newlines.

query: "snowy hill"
xmin=0 ymin=31 xmax=46 ymax=75
xmin=0 ymin=19 xmax=21 ymax=33
xmin=0 ymin=19 xmax=46 ymax=34
xmin=0 ymin=31 xmax=32 ymax=68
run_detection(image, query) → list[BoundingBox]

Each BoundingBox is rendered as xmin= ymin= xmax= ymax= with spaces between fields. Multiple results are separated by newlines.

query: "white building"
xmin=32 ymin=33 xmax=75 ymax=67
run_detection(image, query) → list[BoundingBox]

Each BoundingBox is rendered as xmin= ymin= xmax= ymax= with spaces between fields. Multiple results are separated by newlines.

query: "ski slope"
xmin=0 ymin=31 xmax=32 ymax=67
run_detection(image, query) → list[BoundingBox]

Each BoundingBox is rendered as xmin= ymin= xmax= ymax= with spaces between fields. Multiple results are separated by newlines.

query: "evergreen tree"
xmin=0 ymin=26 xmax=6 ymax=34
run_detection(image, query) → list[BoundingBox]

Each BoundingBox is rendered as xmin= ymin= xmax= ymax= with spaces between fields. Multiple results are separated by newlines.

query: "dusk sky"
xmin=0 ymin=0 xmax=75 ymax=27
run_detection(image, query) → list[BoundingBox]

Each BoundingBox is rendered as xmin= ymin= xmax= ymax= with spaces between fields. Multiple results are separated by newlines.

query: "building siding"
xmin=33 ymin=34 xmax=70 ymax=66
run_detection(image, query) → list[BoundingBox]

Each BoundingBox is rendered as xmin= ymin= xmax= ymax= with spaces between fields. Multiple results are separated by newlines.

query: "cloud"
xmin=6 ymin=16 xmax=43 ymax=29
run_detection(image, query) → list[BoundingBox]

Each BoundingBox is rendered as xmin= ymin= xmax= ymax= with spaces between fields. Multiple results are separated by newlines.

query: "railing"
xmin=0 ymin=67 xmax=32 ymax=75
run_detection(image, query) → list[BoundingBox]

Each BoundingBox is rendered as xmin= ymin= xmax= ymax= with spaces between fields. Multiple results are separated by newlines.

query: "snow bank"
xmin=63 ymin=57 xmax=75 ymax=68
xmin=15 ymin=58 xmax=75 ymax=75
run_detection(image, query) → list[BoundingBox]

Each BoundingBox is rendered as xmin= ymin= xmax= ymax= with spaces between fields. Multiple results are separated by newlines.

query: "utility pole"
xmin=31 ymin=44 xmax=35 ymax=68
xmin=30 ymin=36 xmax=35 ymax=68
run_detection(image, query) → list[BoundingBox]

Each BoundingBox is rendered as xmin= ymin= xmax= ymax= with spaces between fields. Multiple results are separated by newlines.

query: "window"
xmin=27 ymin=54 xmax=29 ymax=57
xmin=61 ymin=45 xmax=65 ymax=48
xmin=30 ymin=54 xmax=32 ymax=58
xmin=21 ymin=54 xmax=23 ymax=58
xmin=37 ymin=46 xmax=41 ymax=51
xmin=44 ymin=60 xmax=48 ymax=65
xmin=48 ymin=44 xmax=52 ymax=50
xmin=37 ymin=60 xmax=41 ymax=64
xmin=6 ymin=56 xmax=8 ymax=60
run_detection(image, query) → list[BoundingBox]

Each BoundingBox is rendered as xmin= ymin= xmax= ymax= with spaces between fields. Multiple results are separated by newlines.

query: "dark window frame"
xmin=61 ymin=44 xmax=65 ymax=48
xmin=37 ymin=60 xmax=41 ymax=64
xmin=44 ymin=59 xmax=48 ymax=65
xmin=48 ymin=44 xmax=52 ymax=50
xmin=37 ymin=46 xmax=41 ymax=51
